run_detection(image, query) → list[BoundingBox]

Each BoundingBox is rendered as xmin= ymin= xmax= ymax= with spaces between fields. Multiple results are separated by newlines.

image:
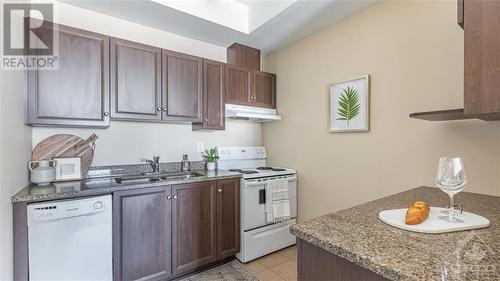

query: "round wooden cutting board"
xmin=32 ymin=134 xmax=97 ymax=172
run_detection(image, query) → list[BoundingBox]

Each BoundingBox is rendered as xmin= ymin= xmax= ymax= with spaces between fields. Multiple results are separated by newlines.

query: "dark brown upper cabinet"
xmin=113 ymin=186 xmax=172 ymax=281
xmin=227 ymin=43 xmax=261 ymax=70
xmin=410 ymin=0 xmax=500 ymax=121
xmin=457 ymin=0 xmax=464 ymax=29
xmin=162 ymin=50 xmax=203 ymax=122
xmin=110 ymin=38 xmax=162 ymax=121
xmin=225 ymin=64 xmax=252 ymax=106
xmin=193 ymin=59 xmax=226 ymax=130
xmin=171 ymin=181 xmax=217 ymax=277
xmin=216 ymin=178 xmax=240 ymax=259
xmin=27 ymin=22 xmax=110 ymax=128
xmin=252 ymin=70 xmax=276 ymax=109
xmin=463 ymin=0 xmax=500 ymax=115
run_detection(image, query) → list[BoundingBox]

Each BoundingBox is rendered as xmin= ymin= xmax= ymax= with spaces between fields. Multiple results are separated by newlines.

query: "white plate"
xmin=378 ymin=207 xmax=490 ymax=234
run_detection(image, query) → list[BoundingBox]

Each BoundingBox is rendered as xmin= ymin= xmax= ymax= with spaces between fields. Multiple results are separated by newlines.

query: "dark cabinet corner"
xmin=412 ymin=0 xmax=500 ymax=121
xmin=458 ymin=0 xmax=464 ymax=29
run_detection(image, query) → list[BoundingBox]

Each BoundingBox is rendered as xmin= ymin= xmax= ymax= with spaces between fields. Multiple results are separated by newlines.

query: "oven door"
xmin=241 ymin=175 xmax=297 ymax=231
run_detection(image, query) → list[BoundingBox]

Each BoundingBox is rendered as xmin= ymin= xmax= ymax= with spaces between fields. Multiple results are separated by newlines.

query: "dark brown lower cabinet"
xmin=112 ymin=179 xmax=240 ymax=280
xmin=298 ymin=239 xmax=389 ymax=281
xmin=216 ymin=178 xmax=240 ymax=258
xmin=113 ymin=186 xmax=172 ymax=281
xmin=171 ymin=181 xmax=217 ymax=277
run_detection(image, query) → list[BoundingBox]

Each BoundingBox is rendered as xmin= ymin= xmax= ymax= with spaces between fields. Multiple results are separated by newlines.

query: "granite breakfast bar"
xmin=290 ymin=186 xmax=500 ymax=281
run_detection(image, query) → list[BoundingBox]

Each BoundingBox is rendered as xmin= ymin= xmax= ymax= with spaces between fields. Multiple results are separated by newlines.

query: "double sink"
xmin=114 ymin=171 xmax=204 ymax=184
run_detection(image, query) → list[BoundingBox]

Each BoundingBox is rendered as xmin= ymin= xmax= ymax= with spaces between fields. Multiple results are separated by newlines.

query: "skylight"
xmin=150 ymin=0 xmax=296 ymax=34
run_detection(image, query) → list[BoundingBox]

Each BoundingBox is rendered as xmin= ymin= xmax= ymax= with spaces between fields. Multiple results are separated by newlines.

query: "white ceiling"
xmin=61 ymin=0 xmax=377 ymax=55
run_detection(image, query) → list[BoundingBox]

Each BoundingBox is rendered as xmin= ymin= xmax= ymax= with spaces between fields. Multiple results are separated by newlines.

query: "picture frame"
xmin=329 ymin=75 xmax=370 ymax=133
xmin=53 ymin=157 xmax=82 ymax=182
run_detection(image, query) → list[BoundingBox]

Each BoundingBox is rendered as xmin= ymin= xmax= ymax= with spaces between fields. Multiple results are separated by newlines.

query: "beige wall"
xmin=263 ymin=1 xmax=500 ymax=221
xmin=30 ymin=0 xmax=263 ymax=165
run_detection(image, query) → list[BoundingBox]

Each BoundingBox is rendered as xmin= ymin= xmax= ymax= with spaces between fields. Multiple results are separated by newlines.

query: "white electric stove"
xmin=217 ymin=146 xmax=297 ymax=263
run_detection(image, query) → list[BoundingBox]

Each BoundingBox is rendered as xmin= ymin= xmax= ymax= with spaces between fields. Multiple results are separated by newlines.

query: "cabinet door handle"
xmin=157 ymin=107 xmax=162 ymax=112
xmin=103 ymin=112 xmax=109 ymax=116
xmin=173 ymin=195 xmax=178 ymax=200
xmin=204 ymin=118 xmax=208 ymax=122
xmin=162 ymin=108 xmax=167 ymax=112
xmin=167 ymin=195 xmax=172 ymax=200
xmin=217 ymin=189 xmax=222 ymax=193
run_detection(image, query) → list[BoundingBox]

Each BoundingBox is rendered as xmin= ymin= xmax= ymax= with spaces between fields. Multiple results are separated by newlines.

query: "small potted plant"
xmin=203 ymin=148 xmax=219 ymax=171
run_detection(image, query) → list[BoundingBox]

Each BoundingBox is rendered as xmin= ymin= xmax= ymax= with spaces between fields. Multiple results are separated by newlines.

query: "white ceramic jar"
xmin=28 ymin=160 xmax=56 ymax=185
xmin=207 ymin=162 xmax=216 ymax=171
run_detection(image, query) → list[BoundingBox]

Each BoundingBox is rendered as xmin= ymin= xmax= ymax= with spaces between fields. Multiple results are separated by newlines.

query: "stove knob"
xmin=93 ymin=201 xmax=103 ymax=209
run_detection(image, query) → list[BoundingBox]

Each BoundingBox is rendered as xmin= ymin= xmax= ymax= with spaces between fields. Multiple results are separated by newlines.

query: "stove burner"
xmin=229 ymin=169 xmax=259 ymax=175
xmin=257 ymin=167 xmax=274 ymax=170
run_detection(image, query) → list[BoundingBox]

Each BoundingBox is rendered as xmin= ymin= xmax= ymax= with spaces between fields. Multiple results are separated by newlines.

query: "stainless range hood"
xmin=225 ymin=104 xmax=282 ymax=122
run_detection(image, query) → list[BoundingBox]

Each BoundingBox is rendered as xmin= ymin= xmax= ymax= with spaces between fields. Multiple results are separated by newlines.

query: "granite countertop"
xmin=12 ymin=169 xmax=241 ymax=203
xmin=290 ymin=186 xmax=500 ymax=281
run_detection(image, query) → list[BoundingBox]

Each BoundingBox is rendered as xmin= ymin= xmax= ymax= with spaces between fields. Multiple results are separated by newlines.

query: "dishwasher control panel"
xmin=28 ymin=195 xmax=111 ymax=222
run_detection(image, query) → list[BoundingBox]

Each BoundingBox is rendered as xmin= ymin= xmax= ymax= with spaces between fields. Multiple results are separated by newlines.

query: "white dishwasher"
xmin=27 ymin=195 xmax=113 ymax=281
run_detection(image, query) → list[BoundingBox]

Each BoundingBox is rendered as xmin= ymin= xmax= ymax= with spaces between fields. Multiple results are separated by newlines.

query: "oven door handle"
xmin=259 ymin=189 xmax=266 ymax=204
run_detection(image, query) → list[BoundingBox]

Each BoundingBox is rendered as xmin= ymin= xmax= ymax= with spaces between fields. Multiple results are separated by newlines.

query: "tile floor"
xmin=241 ymin=245 xmax=297 ymax=281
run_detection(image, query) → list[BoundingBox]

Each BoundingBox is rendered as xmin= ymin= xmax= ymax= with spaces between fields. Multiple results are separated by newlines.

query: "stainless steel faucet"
xmin=145 ymin=156 xmax=160 ymax=173
xmin=181 ymin=154 xmax=190 ymax=172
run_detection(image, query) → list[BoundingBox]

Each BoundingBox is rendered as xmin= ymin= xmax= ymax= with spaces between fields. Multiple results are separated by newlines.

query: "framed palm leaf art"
xmin=329 ymin=75 xmax=370 ymax=133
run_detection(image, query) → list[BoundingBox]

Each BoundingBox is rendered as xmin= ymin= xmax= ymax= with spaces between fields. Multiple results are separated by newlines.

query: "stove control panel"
xmin=217 ymin=146 xmax=267 ymax=160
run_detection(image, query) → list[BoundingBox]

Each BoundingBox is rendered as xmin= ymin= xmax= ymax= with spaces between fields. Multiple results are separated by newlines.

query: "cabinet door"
xmin=216 ymin=178 xmax=240 ymax=259
xmin=464 ymin=0 xmax=500 ymax=114
xmin=110 ymin=38 xmax=162 ymax=121
xmin=252 ymin=70 xmax=276 ymax=109
xmin=193 ymin=59 xmax=226 ymax=130
xmin=162 ymin=50 xmax=203 ymax=122
xmin=27 ymin=22 xmax=110 ymax=127
xmin=226 ymin=65 xmax=252 ymax=106
xmin=113 ymin=186 xmax=172 ymax=281
xmin=171 ymin=182 xmax=216 ymax=277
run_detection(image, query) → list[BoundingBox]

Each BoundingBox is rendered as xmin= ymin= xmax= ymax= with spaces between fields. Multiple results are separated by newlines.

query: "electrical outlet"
xmin=197 ymin=143 xmax=204 ymax=153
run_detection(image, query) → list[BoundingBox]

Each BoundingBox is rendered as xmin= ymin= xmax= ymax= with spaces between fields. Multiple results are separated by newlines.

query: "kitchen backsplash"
xmin=84 ymin=161 xmax=206 ymax=179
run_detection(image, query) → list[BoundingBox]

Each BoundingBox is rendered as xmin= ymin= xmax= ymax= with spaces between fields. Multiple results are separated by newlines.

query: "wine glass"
xmin=436 ymin=157 xmax=467 ymax=223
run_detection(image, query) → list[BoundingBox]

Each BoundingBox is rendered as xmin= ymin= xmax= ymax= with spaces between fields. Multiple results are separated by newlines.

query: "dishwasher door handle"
xmin=57 ymin=211 xmax=102 ymax=221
